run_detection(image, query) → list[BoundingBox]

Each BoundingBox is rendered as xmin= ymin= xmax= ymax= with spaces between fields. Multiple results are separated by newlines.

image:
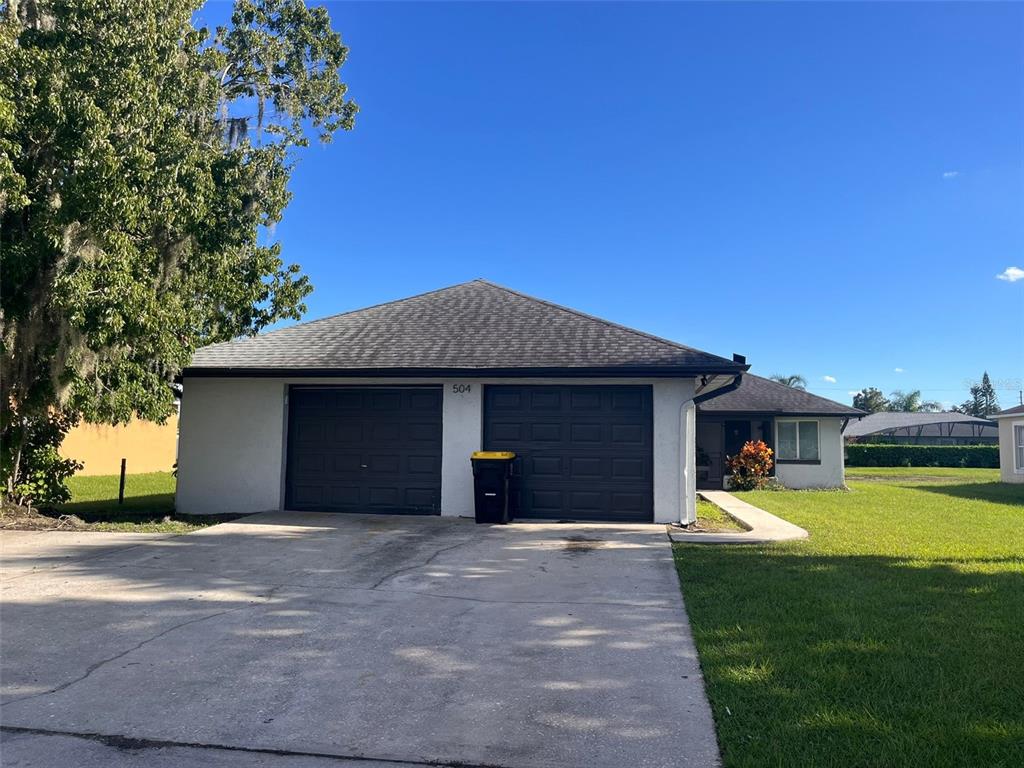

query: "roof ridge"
xmin=473 ymin=279 xmax=737 ymax=365
xmin=746 ymin=373 xmax=865 ymax=413
xmin=253 ymin=280 xmax=485 ymax=338
xmin=858 ymin=410 xmax=993 ymax=421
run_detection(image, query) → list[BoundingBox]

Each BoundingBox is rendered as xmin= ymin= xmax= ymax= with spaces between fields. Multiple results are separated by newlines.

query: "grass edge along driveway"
xmin=674 ymin=468 xmax=1024 ymax=768
xmin=0 ymin=472 xmax=214 ymax=533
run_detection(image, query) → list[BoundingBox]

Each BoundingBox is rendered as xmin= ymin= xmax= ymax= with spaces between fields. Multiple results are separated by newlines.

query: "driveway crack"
xmin=369 ymin=537 xmax=476 ymax=589
xmin=0 ymin=724 xmax=538 ymax=768
xmin=2 ymin=584 xmax=287 ymax=707
xmin=0 ymin=536 xmax=184 ymax=584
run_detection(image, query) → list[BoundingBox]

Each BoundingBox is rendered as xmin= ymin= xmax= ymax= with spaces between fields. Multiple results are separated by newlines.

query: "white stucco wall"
xmin=175 ymin=376 xmax=698 ymax=522
xmin=440 ymin=382 xmax=483 ymax=517
xmin=653 ymin=378 xmax=698 ymax=524
xmin=996 ymin=418 xmax=1024 ymax=483
xmin=774 ymin=417 xmax=846 ymax=489
xmin=175 ymin=378 xmax=286 ymax=516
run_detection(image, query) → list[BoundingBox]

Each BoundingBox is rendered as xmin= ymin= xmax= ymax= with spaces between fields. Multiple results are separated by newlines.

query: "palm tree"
xmin=887 ymin=389 xmax=942 ymax=412
xmin=769 ymin=374 xmax=807 ymax=391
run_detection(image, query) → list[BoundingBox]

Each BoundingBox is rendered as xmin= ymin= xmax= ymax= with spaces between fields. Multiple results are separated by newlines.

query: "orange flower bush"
xmin=725 ymin=439 xmax=774 ymax=490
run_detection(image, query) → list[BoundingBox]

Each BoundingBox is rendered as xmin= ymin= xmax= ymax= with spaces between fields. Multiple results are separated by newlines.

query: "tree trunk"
xmin=4 ymin=418 xmax=26 ymax=500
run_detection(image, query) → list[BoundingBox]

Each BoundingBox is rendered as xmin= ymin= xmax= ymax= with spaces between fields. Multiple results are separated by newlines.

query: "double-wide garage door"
xmin=484 ymin=385 xmax=653 ymax=522
xmin=285 ymin=387 xmax=442 ymax=514
xmin=285 ymin=384 xmax=653 ymax=522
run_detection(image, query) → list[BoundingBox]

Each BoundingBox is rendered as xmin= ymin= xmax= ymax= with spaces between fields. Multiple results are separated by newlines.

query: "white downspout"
xmin=678 ymin=372 xmax=742 ymax=525
xmin=678 ymin=396 xmax=697 ymax=525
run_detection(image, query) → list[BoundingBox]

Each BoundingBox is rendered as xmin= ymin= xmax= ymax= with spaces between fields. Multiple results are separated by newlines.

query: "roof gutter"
xmin=699 ymin=410 xmax=865 ymax=419
xmin=693 ymin=373 xmax=744 ymax=405
xmin=177 ymin=363 xmax=749 ymax=382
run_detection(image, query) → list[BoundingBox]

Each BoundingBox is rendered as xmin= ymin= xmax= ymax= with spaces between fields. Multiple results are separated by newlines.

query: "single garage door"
xmin=285 ymin=387 xmax=442 ymax=514
xmin=483 ymin=385 xmax=653 ymax=522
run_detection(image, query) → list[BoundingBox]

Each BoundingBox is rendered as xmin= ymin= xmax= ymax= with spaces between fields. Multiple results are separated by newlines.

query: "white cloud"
xmin=848 ymin=390 xmax=859 ymax=397
xmin=997 ymin=266 xmax=1024 ymax=283
xmin=894 ymin=368 xmax=904 ymax=373
xmin=823 ymin=375 xmax=837 ymax=383
xmin=942 ymin=171 xmax=959 ymax=179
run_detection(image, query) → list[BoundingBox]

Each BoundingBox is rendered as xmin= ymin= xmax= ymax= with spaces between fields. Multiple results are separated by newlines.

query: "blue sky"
xmin=199 ymin=1 xmax=1023 ymax=409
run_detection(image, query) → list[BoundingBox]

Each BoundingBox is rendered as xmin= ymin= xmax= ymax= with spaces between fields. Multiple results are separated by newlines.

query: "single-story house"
xmin=843 ymin=411 xmax=998 ymax=445
xmin=176 ymin=280 xmax=860 ymax=524
xmin=696 ymin=374 xmax=862 ymax=489
xmin=993 ymin=404 xmax=1024 ymax=483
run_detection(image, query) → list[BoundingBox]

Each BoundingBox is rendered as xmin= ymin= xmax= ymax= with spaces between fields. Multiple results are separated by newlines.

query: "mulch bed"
xmin=0 ymin=504 xmax=88 ymax=531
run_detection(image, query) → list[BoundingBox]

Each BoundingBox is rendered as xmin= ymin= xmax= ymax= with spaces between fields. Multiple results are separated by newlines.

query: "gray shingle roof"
xmin=187 ymin=280 xmax=745 ymax=376
xmin=994 ymin=404 xmax=1024 ymax=419
xmin=697 ymin=374 xmax=864 ymax=417
xmin=843 ymin=411 xmax=997 ymax=437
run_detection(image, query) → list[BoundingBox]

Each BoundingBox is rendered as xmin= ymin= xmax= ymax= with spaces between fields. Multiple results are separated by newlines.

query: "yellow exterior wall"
xmin=60 ymin=416 xmax=179 ymax=476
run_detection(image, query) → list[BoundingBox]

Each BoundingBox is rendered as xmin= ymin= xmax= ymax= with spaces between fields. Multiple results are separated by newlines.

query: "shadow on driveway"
xmin=1 ymin=513 xmax=719 ymax=768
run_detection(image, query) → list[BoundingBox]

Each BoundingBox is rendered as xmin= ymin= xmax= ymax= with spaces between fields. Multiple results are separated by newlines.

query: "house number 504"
xmin=452 ymin=384 xmax=472 ymax=394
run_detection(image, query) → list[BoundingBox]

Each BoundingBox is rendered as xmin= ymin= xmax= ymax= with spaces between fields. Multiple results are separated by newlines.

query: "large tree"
xmin=0 ymin=0 xmax=357 ymax=501
xmin=953 ymin=371 xmax=1000 ymax=417
xmin=852 ymin=387 xmax=889 ymax=413
xmin=976 ymin=372 xmax=999 ymax=416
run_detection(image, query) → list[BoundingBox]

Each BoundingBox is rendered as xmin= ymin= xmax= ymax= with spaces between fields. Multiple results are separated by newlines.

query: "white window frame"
xmin=1013 ymin=421 xmax=1024 ymax=474
xmin=775 ymin=419 xmax=821 ymax=463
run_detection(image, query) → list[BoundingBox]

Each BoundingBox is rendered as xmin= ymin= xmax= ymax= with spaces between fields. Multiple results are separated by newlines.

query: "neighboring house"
xmin=60 ymin=415 xmax=179 ymax=476
xmin=176 ymin=281 xmax=855 ymax=524
xmin=993 ymin=404 xmax=1024 ymax=484
xmin=696 ymin=375 xmax=862 ymax=489
xmin=843 ymin=411 xmax=998 ymax=445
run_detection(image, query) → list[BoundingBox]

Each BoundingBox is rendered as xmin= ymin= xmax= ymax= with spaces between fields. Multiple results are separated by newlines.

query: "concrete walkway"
xmin=668 ymin=491 xmax=809 ymax=544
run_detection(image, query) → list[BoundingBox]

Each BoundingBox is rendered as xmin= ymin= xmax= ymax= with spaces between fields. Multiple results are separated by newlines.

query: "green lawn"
xmin=47 ymin=471 xmax=212 ymax=532
xmin=674 ymin=468 xmax=1024 ymax=768
xmin=696 ymin=498 xmax=746 ymax=532
xmin=846 ymin=466 xmax=1000 ymax=483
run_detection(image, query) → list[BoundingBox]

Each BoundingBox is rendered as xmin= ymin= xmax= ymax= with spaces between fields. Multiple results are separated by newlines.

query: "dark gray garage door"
xmin=483 ymin=385 xmax=653 ymax=522
xmin=285 ymin=387 xmax=442 ymax=514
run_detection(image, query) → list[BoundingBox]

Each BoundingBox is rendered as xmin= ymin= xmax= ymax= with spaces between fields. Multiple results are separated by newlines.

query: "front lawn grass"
xmin=25 ymin=472 xmax=215 ymax=533
xmin=695 ymin=498 xmax=746 ymax=532
xmin=674 ymin=469 xmax=1024 ymax=768
xmin=846 ymin=465 xmax=1000 ymax=483
xmin=63 ymin=471 xmax=176 ymax=513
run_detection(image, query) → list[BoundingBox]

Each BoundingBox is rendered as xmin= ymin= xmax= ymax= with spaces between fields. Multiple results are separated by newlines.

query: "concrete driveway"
xmin=1 ymin=514 xmax=719 ymax=768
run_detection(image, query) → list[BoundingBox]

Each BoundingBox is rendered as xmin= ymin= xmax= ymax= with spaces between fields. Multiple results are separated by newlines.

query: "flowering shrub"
xmin=726 ymin=440 xmax=774 ymax=491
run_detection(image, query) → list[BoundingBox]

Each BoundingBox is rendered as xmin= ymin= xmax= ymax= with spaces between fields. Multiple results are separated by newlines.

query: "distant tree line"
xmin=849 ymin=372 xmax=999 ymax=417
xmin=851 ymin=388 xmax=941 ymax=413
xmin=769 ymin=370 xmax=1001 ymax=417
